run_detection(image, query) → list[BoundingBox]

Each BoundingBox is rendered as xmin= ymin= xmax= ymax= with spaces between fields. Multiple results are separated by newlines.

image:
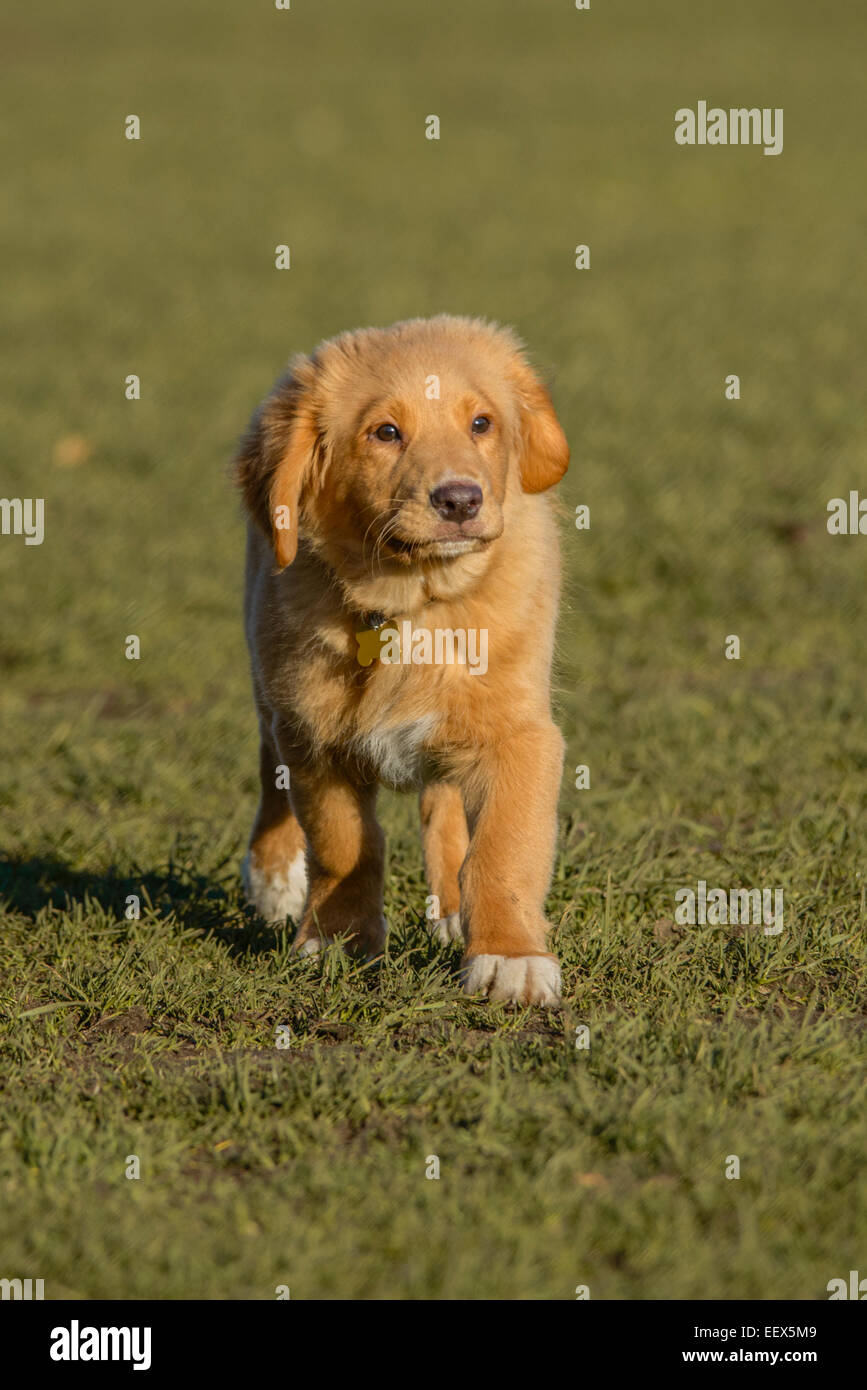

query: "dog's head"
xmin=236 ymin=315 xmax=569 ymax=573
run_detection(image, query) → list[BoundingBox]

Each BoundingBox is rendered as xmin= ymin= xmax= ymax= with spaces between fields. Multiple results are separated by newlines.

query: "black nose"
xmin=429 ymin=480 xmax=483 ymax=523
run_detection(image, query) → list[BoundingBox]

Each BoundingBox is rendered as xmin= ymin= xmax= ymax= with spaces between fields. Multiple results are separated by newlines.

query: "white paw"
xmin=242 ymin=848 xmax=307 ymax=923
xmin=462 ymin=954 xmax=562 ymax=1006
xmin=428 ymin=912 xmax=464 ymax=945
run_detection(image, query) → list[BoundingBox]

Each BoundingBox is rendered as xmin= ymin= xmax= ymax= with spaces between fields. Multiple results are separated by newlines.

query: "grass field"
xmin=1 ymin=0 xmax=866 ymax=1299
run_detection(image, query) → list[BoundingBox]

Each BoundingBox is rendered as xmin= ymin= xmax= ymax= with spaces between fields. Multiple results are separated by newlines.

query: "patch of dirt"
xmin=81 ymin=1005 xmax=153 ymax=1040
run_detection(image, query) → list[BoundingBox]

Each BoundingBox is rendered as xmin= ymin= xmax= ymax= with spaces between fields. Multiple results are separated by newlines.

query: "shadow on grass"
xmin=0 ymin=850 xmax=453 ymax=985
xmin=0 ymin=852 xmax=286 ymax=959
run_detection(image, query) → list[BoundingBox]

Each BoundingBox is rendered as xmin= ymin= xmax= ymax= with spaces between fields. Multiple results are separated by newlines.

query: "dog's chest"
xmin=351 ymin=715 xmax=436 ymax=790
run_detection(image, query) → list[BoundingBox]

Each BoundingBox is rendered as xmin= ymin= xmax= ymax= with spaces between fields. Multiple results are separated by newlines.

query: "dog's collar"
xmin=357 ymin=593 xmax=438 ymax=631
xmin=359 ymin=610 xmax=390 ymax=631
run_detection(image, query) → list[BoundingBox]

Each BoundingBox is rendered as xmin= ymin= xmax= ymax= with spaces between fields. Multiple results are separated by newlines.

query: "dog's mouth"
xmin=382 ymin=533 xmax=493 ymax=560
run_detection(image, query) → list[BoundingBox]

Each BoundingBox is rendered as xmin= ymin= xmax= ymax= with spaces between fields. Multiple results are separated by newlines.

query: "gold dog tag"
xmin=355 ymin=627 xmax=387 ymax=667
xmin=355 ymin=612 xmax=398 ymax=666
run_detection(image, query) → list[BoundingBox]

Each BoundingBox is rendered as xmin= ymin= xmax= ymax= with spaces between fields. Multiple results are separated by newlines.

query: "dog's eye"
xmin=471 ymin=415 xmax=491 ymax=435
xmin=374 ymin=423 xmax=401 ymax=443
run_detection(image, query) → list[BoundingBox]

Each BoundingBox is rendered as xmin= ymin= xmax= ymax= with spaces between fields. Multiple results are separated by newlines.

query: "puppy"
xmin=235 ymin=315 xmax=569 ymax=1005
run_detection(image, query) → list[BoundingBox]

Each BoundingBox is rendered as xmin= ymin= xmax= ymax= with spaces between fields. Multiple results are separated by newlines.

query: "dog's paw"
xmin=428 ymin=911 xmax=464 ymax=945
xmin=292 ymin=915 xmax=387 ymax=961
xmin=295 ymin=936 xmax=321 ymax=958
xmin=242 ymin=848 xmax=307 ymax=923
xmin=462 ymin=954 xmax=562 ymax=1006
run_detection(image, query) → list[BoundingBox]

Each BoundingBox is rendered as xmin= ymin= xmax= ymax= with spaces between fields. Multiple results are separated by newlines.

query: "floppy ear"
xmin=267 ymin=409 xmax=319 ymax=569
xmin=235 ymin=357 xmax=320 ymax=569
xmin=513 ymin=365 xmax=570 ymax=493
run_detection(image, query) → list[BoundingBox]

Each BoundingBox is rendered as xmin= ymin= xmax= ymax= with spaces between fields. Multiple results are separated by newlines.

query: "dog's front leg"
xmin=459 ymin=721 xmax=564 ymax=1005
xmin=419 ymin=781 xmax=469 ymax=944
xmin=284 ymin=753 xmax=387 ymax=959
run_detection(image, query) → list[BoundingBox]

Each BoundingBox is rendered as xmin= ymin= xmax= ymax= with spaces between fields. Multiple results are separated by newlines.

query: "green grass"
xmin=1 ymin=0 xmax=866 ymax=1299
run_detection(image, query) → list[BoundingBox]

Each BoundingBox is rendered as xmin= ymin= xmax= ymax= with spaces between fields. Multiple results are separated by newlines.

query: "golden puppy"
xmin=235 ymin=315 xmax=569 ymax=1005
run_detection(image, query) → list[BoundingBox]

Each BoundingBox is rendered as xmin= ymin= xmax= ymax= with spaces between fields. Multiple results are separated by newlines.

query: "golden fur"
xmin=235 ymin=314 xmax=569 ymax=1005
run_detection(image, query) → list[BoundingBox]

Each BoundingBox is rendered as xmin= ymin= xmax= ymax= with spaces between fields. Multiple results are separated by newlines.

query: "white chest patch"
xmin=352 ymin=715 xmax=437 ymax=790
